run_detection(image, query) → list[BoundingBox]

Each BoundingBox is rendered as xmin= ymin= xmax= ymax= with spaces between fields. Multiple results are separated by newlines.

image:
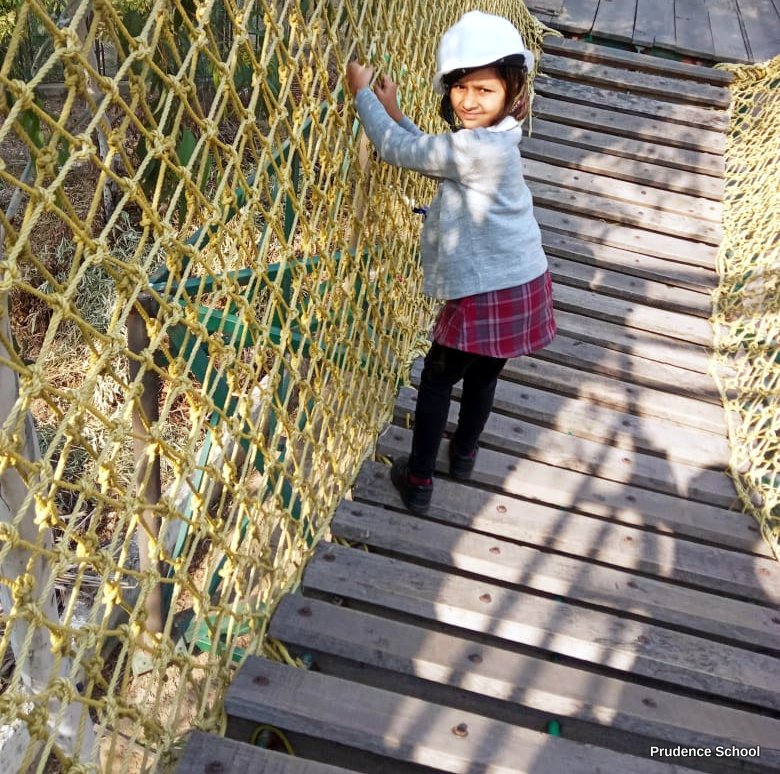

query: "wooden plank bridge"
xmin=525 ymin=0 xmax=780 ymax=63
xmin=174 ymin=37 xmax=780 ymax=774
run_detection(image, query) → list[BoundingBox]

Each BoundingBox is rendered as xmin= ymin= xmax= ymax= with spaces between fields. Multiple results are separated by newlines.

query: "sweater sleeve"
xmin=355 ymin=88 xmax=472 ymax=180
xmin=398 ymin=115 xmax=423 ymax=136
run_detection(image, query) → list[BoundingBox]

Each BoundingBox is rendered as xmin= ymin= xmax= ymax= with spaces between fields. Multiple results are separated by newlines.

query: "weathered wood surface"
xmin=533 ymin=80 xmax=730 ymax=135
xmin=531 ymin=180 xmax=722 ymax=244
xmin=554 ymin=0 xmax=601 ymax=32
xmin=540 ymin=53 xmax=731 ymax=107
xmin=539 ymin=230 xmax=718 ymax=294
xmin=536 ymin=333 xmax=722 ymax=401
xmin=542 ymin=37 xmax=735 ymax=84
xmin=524 ymin=156 xmax=723 ymax=223
xmin=174 ymin=732 xmax=355 ymax=773
xmin=547 ymin=254 xmax=713 ymax=318
xmin=529 ymin=0 xmax=780 ymax=62
xmin=707 ymin=0 xmax=750 ymax=61
xmin=553 ymin=284 xmax=714 ymax=344
xmin=425 ymin=350 xmax=721 ymax=497
xmin=534 ymin=207 xmax=718 ymax=269
xmin=271 ymin=595 xmax=780 ymax=773
xmin=501 ymin=357 xmax=727 ymax=433
xmin=218 ymin=39 xmax=780 ymax=774
xmin=737 ymin=0 xmax=780 ymax=62
xmin=354 ymin=459 xmax=772 ymax=566
xmin=380 ymin=420 xmax=742 ymax=541
xmin=552 ymin=308 xmax=712 ymax=372
xmin=427 ymin=371 xmax=723 ymax=460
xmin=675 ymin=0 xmax=717 ymax=58
xmin=534 ymin=93 xmax=725 ymax=154
xmin=227 ymin=657 xmax=707 ymax=774
xmin=524 ymin=134 xmax=725 ymax=198
xmin=303 ymin=544 xmax=780 ymax=711
xmin=592 ymin=0 xmax=638 ymax=42
xmin=406 ymin=361 xmax=728 ymax=466
xmin=635 ymin=0 xmax=677 ymax=48
xmin=331 ymin=503 xmax=779 ymax=650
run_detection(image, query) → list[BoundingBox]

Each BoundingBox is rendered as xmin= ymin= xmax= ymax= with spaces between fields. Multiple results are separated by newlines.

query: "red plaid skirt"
xmin=433 ymin=270 xmax=556 ymax=358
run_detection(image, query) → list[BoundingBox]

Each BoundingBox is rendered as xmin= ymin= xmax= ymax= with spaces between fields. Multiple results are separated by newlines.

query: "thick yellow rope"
xmin=712 ymin=55 xmax=780 ymax=560
xmin=4 ymin=2 xmax=776 ymax=771
xmin=0 ymin=2 xmax=548 ymax=770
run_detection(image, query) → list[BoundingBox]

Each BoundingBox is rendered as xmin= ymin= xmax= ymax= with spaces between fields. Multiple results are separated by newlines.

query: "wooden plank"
xmin=409 ymin=362 xmax=726 ymax=464
xmin=272 ymin=597 xmax=780 ymax=770
xmin=501 ymin=357 xmax=727 ymax=435
xmin=532 ymin=90 xmax=727 ymax=153
xmin=378 ymin=424 xmax=749 ymax=564
xmin=548 ymin=254 xmax=713 ymax=318
xmin=737 ymin=0 xmax=780 ymax=61
xmin=529 ymin=180 xmax=723 ymax=244
xmin=532 ymin=11 xmax=556 ymax=23
xmin=553 ymin=283 xmax=714 ymax=345
xmin=555 ymin=0 xmax=601 ymax=32
xmin=592 ymin=0 xmax=640 ymax=42
xmin=707 ymin=0 xmax=750 ymax=62
xmin=303 ymin=545 xmax=780 ymax=710
xmin=405 ymin=363 xmax=729 ymax=467
xmin=524 ymin=146 xmax=723 ymax=217
xmin=540 ymin=54 xmax=731 ymax=107
xmin=227 ymin=656 xmax=704 ymax=774
xmin=524 ymin=156 xmax=722 ymax=223
xmin=536 ymin=333 xmax=722 ymax=401
xmin=174 ymin=732 xmax=355 ymax=774
xmin=534 ymin=76 xmax=730 ymax=131
xmin=526 ymin=121 xmax=725 ymax=185
xmin=544 ymin=35 xmax=735 ymax=82
xmin=355 ymin=456 xmax=772 ymax=568
xmin=676 ymin=0 xmax=717 ymax=58
xmin=635 ymin=0 xmax=677 ymax=47
xmin=535 ymin=207 xmax=718 ymax=269
xmin=527 ymin=0 xmax=566 ymax=15
xmin=543 ymin=230 xmax=716 ymax=298
xmin=331 ymin=504 xmax=779 ymax=651
xmin=392 ymin=388 xmax=736 ymax=507
xmin=553 ymin=307 xmax=711 ymax=373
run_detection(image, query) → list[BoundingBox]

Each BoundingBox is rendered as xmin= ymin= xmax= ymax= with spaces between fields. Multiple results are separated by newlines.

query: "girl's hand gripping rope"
xmin=346 ymin=61 xmax=374 ymax=96
xmin=374 ymin=74 xmax=403 ymax=122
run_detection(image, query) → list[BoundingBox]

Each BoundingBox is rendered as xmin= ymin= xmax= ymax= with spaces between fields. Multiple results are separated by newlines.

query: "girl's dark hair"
xmin=439 ymin=59 xmax=529 ymax=130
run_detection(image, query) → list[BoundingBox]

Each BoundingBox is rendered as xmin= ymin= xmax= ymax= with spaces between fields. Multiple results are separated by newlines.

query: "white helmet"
xmin=432 ymin=11 xmax=535 ymax=95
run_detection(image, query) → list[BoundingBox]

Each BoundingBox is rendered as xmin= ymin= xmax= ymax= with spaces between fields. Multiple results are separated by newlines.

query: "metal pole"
xmin=127 ymin=301 xmax=164 ymax=669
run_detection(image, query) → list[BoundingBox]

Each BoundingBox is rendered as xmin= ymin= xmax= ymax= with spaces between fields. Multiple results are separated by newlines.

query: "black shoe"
xmin=390 ymin=457 xmax=432 ymax=515
xmin=449 ymin=441 xmax=478 ymax=480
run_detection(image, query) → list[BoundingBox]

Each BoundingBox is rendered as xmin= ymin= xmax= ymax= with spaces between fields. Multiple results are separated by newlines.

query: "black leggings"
xmin=409 ymin=342 xmax=506 ymax=479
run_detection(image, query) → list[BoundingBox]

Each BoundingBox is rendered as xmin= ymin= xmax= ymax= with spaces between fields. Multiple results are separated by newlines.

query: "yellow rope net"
xmin=0 ymin=1 xmax=548 ymax=770
xmin=712 ymin=55 xmax=780 ymax=561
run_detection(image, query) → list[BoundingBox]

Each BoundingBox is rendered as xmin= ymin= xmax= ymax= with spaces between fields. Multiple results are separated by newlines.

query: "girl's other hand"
xmin=374 ymin=75 xmax=403 ymax=122
xmin=346 ymin=62 xmax=374 ymax=95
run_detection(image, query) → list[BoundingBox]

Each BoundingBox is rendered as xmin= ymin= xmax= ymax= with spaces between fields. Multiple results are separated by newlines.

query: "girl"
xmin=346 ymin=10 xmax=556 ymax=514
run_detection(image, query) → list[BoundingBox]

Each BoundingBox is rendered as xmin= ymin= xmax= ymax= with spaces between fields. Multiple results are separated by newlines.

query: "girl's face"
xmin=449 ymin=67 xmax=507 ymax=129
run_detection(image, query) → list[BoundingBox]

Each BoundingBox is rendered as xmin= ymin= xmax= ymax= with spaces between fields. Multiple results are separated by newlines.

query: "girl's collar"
xmin=487 ymin=116 xmax=520 ymax=132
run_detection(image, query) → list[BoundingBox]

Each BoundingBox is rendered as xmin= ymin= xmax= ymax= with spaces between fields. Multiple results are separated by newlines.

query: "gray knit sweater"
xmin=355 ymin=88 xmax=548 ymax=300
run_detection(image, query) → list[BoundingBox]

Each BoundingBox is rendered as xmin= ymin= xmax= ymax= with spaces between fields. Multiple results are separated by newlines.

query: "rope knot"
xmin=60 ymin=27 xmax=83 ymax=54
xmin=22 ymin=363 xmax=46 ymax=400
xmin=49 ymin=677 xmax=77 ymax=704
